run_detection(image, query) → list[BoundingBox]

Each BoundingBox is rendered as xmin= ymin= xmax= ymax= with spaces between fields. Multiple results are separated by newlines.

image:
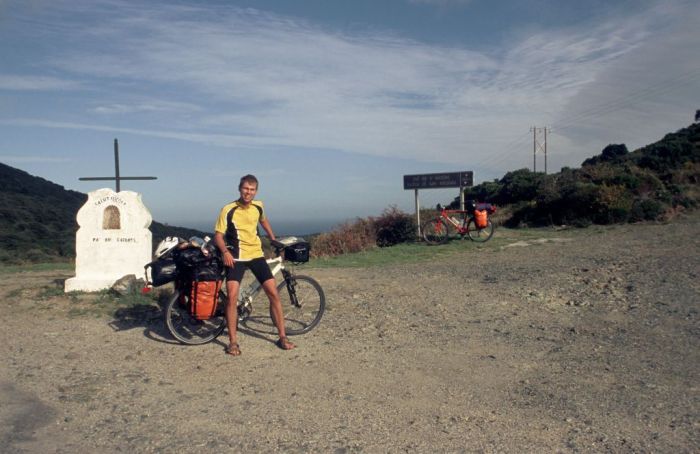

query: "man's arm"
xmin=214 ymin=231 xmax=234 ymax=267
xmin=259 ymin=218 xmax=276 ymax=242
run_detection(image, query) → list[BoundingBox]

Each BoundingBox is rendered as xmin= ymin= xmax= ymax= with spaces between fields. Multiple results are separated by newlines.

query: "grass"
xmin=308 ymin=221 xmax=638 ymax=269
xmin=64 ymin=289 xmax=160 ymax=318
xmin=306 ymin=226 xmax=575 ymax=268
xmin=0 ymin=261 xmax=73 ymax=275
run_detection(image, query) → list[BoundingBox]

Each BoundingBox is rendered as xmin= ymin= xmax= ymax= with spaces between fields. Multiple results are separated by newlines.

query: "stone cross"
xmin=79 ymin=138 xmax=157 ymax=191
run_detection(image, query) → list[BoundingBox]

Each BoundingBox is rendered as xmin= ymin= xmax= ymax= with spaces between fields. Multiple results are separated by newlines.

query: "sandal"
xmin=225 ymin=343 xmax=241 ymax=356
xmin=276 ymin=337 xmax=296 ymax=350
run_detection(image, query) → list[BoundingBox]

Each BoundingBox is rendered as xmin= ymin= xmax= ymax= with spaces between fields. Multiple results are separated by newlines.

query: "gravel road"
xmin=1 ymin=216 xmax=698 ymax=453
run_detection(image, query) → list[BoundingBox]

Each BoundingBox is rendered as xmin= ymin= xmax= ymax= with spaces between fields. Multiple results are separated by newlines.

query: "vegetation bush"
xmin=311 ymin=206 xmax=416 ymax=257
xmin=629 ymin=198 xmax=664 ymax=222
xmin=582 ymin=143 xmax=628 ymax=166
xmin=310 ymin=218 xmax=376 ymax=257
xmin=459 ymin=122 xmax=699 ymax=228
xmin=373 ymin=206 xmax=416 ymax=247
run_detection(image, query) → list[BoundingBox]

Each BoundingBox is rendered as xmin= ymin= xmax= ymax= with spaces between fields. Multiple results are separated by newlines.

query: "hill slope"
xmin=0 ymin=163 xmax=208 ymax=264
xmin=455 ymin=122 xmax=700 ymax=226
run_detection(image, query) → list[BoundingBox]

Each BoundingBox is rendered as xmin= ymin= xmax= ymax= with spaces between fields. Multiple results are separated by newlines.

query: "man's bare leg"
xmin=262 ymin=279 xmax=296 ymax=350
xmin=225 ymin=280 xmax=241 ymax=355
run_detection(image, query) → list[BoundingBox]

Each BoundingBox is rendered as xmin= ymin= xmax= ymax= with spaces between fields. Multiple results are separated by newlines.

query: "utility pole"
xmin=544 ymin=127 xmax=548 ymax=175
xmin=530 ymin=127 xmax=549 ymax=174
xmin=532 ymin=126 xmax=536 ymax=173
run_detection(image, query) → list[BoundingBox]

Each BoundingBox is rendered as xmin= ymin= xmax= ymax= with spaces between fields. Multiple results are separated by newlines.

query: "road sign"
xmin=403 ymin=171 xmax=473 ymax=190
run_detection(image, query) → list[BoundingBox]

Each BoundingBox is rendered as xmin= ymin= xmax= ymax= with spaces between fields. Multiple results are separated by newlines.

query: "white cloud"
xmin=0 ymin=74 xmax=81 ymax=91
xmin=5 ymin=0 xmax=699 ymax=180
xmin=91 ymin=100 xmax=203 ymax=115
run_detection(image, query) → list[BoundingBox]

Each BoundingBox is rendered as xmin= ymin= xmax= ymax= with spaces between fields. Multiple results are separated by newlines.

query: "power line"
xmin=552 ymin=68 xmax=700 ymax=133
xmin=471 ymin=68 xmax=700 ymax=180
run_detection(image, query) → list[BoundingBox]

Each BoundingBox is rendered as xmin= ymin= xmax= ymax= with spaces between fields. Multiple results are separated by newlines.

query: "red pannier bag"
xmin=189 ymin=280 xmax=222 ymax=320
xmin=474 ymin=209 xmax=489 ymax=229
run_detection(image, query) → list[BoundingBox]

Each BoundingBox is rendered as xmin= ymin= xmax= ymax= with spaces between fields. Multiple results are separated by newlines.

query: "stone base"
xmin=64 ymin=277 xmax=118 ymax=293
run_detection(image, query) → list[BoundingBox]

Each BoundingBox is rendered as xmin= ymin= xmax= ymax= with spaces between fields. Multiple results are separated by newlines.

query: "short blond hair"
xmin=238 ymin=174 xmax=259 ymax=190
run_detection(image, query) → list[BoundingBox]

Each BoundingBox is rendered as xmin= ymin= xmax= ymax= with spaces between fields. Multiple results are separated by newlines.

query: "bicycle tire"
xmin=277 ymin=275 xmax=325 ymax=335
xmin=164 ymin=288 xmax=227 ymax=345
xmin=466 ymin=218 xmax=494 ymax=242
xmin=422 ymin=218 xmax=450 ymax=245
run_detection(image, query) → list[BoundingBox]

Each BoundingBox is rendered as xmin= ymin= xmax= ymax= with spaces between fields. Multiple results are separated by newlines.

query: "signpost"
xmin=403 ymin=171 xmax=473 ymax=238
xmin=403 ymin=171 xmax=473 ymax=190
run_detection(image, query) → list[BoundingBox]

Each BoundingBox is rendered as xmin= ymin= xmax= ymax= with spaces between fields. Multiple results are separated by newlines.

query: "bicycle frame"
xmin=438 ymin=207 xmax=470 ymax=234
xmin=233 ymin=255 xmax=302 ymax=318
xmin=235 ymin=256 xmax=284 ymax=308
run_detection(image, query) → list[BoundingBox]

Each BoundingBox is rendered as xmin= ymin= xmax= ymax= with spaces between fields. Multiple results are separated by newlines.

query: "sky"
xmin=1 ymin=0 xmax=699 ymax=234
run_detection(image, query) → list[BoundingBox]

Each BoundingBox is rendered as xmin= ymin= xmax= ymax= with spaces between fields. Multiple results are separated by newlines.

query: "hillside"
xmin=0 ymin=163 xmax=208 ymax=264
xmin=454 ymin=122 xmax=700 ymax=226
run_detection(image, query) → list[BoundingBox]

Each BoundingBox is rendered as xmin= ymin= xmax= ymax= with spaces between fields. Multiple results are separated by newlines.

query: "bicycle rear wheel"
xmin=422 ymin=218 xmax=450 ymax=245
xmin=164 ymin=288 xmax=227 ymax=345
xmin=277 ymin=275 xmax=325 ymax=335
xmin=466 ymin=218 xmax=494 ymax=242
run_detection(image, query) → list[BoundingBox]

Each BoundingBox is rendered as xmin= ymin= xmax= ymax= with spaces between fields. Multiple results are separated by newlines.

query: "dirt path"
xmin=1 ymin=218 xmax=699 ymax=452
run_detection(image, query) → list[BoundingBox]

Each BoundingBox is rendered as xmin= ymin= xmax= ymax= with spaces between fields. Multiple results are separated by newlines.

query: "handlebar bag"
xmin=284 ymin=241 xmax=310 ymax=263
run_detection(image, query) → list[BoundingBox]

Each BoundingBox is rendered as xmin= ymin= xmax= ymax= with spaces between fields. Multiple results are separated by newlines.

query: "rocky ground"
xmin=0 ymin=215 xmax=698 ymax=453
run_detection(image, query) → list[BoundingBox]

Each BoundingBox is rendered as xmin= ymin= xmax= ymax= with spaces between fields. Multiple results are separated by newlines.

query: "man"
xmin=213 ymin=174 xmax=296 ymax=356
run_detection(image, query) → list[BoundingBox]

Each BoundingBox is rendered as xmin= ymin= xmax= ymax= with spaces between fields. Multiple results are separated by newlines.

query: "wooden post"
xmin=414 ymin=189 xmax=421 ymax=239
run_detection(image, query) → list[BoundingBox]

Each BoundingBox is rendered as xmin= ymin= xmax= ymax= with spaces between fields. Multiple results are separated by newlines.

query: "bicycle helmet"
xmin=155 ymin=236 xmax=180 ymax=258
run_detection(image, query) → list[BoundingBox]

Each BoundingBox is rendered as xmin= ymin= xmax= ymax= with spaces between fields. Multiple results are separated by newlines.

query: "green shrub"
xmin=373 ymin=206 xmax=416 ymax=247
xmin=310 ymin=218 xmax=376 ymax=257
xmin=582 ymin=143 xmax=629 ymax=166
xmin=630 ymin=199 xmax=664 ymax=221
xmin=496 ymin=169 xmax=544 ymax=205
xmin=310 ymin=206 xmax=417 ymax=257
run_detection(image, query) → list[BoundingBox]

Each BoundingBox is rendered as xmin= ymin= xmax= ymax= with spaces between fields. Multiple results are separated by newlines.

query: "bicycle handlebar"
xmin=270 ymin=239 xmax=286 ymax=258
xmin=270 ymin=239 xmax=285 ymax=249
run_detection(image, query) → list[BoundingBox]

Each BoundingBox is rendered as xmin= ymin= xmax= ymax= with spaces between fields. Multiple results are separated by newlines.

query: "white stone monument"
xmin=65 ymin=188 xmax=153 ymax=292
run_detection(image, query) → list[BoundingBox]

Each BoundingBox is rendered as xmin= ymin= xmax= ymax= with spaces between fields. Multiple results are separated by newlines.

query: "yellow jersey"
xmin=214 ymin=200 xmax=266 ymax=261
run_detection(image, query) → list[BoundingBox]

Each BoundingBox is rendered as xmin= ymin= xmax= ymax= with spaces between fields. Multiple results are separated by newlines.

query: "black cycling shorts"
xmin=225 ymin=257 xmax=274 ymax=284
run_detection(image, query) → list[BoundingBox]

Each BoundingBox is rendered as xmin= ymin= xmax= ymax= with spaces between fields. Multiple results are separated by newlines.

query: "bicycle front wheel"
xmin=466 ymin=218 xmax=495 ymax=242
xmin=277 ymin=275 xmax=325 ymax=335
xmin=422 ymin=218 xmax=450 ymax=245
xmin=164 ymin=288 xmax=227 ymax=345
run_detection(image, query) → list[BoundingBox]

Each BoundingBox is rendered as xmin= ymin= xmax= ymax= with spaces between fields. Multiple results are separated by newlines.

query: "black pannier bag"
xmin=175 ymin=248 xmax=220 ymax=275
xmin=192 ymin=259 xmax=223 ymax=281
xmin=466 ymin=199 xmax=477 ymax=213
xmin=284 ymin=241 xmax=310 ymax=263
xmin=145 ymin=256 xmax=178 ymax=287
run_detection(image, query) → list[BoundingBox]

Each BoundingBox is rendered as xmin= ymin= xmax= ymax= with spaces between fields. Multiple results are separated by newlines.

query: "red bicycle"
xmin=422 ymin=202 xmax=496 ymax=244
